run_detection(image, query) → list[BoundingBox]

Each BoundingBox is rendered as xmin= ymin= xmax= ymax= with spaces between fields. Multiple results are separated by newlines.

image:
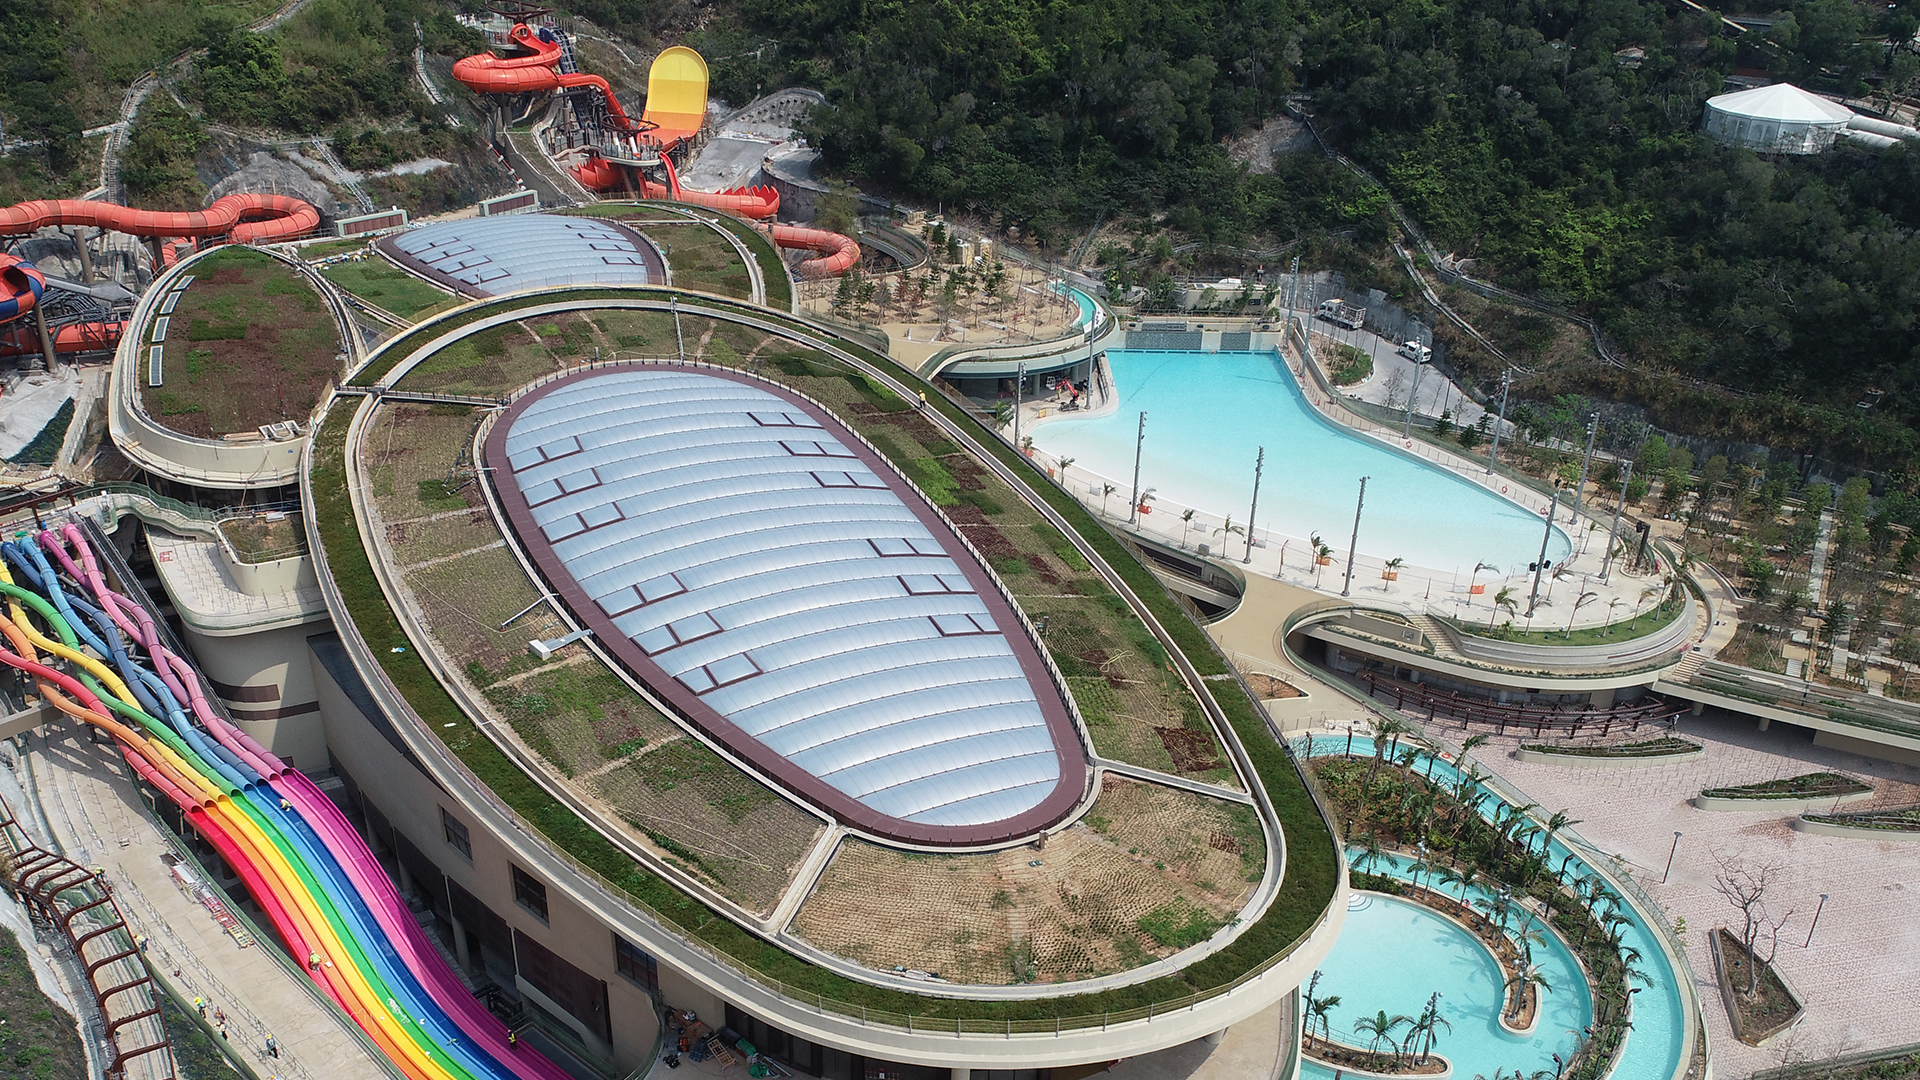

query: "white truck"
xmin=1316 ymin=298 xmax=1366 ymax=330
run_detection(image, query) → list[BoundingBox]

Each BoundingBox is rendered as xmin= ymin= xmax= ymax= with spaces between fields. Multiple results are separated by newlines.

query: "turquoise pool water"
xmin=1032 ymin=350 xmax=1570 ymax=572
xmin=1051 ymin=281 xmax=1097 ymax=327
xmin=1306 ymin=886 xmax=1590 ymax=1080
xmin=1297 ymin=737 xmax=1689 ymax=1080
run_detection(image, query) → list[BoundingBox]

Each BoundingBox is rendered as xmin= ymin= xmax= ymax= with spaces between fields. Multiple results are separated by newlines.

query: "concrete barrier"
xmin=1513 ymin=745 xmax=1706 ymax=769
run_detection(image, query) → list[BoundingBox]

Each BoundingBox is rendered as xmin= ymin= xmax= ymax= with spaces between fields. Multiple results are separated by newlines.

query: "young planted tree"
xmin=1712 ymin=855 xmax=1794 ymax=996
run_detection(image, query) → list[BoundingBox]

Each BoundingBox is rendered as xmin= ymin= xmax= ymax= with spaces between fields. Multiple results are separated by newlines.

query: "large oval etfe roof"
xmin=485 ymin=366 xmax=1085 ymax=845
xmin=379 ymin=215 xmax=662 ymax=297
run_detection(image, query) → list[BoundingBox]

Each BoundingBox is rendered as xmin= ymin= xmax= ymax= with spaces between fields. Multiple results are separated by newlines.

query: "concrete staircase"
xmin=1406 ymin=612 xmax=1460 ymax=657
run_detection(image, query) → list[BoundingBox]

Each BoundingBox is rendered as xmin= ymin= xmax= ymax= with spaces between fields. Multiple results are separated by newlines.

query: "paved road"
xmin=1310 ymin=321 xmax=1487 ymax=430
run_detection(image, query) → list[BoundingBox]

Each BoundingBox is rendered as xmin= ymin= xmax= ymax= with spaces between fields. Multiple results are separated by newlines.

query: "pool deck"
xmin=1023 ymin=345 xmax=1689 ymax=636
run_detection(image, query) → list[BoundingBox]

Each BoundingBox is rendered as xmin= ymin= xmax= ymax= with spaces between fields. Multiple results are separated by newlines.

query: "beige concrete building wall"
xmin=310 ymin=648 xmax=661 ymax=1074
xmin=185 ymin=621 xmax=332 ymax=769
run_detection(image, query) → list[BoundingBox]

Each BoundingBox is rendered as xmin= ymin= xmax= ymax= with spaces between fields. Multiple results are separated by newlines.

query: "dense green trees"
xmin=726 ymin=0 xmax=1920 ymax=468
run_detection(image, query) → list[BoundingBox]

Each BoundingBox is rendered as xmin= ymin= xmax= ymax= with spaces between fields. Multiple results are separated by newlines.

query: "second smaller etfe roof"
xmin=381 ymin=214 xmax=661 ymax=297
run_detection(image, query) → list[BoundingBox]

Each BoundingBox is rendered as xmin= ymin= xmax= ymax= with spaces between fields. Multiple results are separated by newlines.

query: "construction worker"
xmin=506 ymin=1031 xmax=516 ymax=1049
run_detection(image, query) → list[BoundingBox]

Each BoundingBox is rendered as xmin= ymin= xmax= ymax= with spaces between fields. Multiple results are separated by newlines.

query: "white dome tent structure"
xmin=1703 ymin=83 xmax=1855 ymax=153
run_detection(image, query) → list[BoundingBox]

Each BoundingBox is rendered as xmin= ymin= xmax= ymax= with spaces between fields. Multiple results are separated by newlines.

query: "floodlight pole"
xmin=1573 ymin=413 xmax=1598 ymax=522
xmin=1341 ymin=476 xmax=1369 ymax=597
xmin=1486 ymin=367 xmax=1512 ymax=473
xmin=1804 ymin=893 xmax=1829 ymax=947
xmin=1128 ymin=410 xmax=1147 ymax=525
xmin=1014 ymin=359 xmax=1026 ymax=451
xmin=1525 ymin=487 xmax=1561 ymax=617
xmin=1402 ymin=356 xmax=1424 ymax=437
xmin=1601 ymin=461 xmax=1633 ymax=583
xmin=671 ymin=296 xmax=685 ymax=362
xmin=1285 ymin=256 xmax=1300 ymax=329
xmin=1245 ymin=446 xmax=1265 ymax=564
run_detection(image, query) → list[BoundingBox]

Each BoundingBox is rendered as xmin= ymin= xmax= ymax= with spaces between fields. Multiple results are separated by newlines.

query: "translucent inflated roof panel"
xmin=378 ymin=215 xmax=661 ymax=297
xmin=486 ymin=366 xmax=1085 ymax=845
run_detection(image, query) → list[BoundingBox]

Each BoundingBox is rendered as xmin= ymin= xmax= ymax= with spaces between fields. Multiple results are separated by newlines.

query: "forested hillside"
xmin=734 ymin=0 xmax=1920 ymax=471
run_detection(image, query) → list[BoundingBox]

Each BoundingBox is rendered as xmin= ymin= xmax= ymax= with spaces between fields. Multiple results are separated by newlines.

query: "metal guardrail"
xmin=0 ymin=791 xmax=176 ymax=1080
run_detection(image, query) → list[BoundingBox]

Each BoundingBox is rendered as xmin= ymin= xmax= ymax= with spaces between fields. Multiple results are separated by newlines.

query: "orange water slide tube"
xmin=453 ymin=24 xmax=647 ymax=134
xmin=567 ymin=155 xmax=781 ymax=218
xmin=0 ymin=320 xmax=126 ymax=358
xmin=0 ymin=193 xmax=319 ymax=244
xmin=772 ymin=224 xmax=861 ymax=276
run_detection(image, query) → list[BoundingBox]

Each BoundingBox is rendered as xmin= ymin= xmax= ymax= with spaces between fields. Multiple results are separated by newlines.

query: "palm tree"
xmin=1216 ymin=514 xmax=1246 ymax=549
xmin=1412 ymin=992 xmax=1451 ymax=1064
xmin=1603 ymin=597 xmax=1624 ymax=636
xmin=1303 ymin=971 xmax=1342 ymax=1051
xmin=1365 ymin=716 xmax=1408 ymax=792
xmin=1179 ymin=508 xmax=1196 ymax=548
xmin=1056 ymin=456 xmax=1075 ymax=484
xmin=1384 ymin=556 xmax=1405 ymax=587
xmin=1100 ymin=483 xmax=1117 ymax=517
xmin=1565 ymin=589 xmax=1599 ymax=637
xmin=1489 ymin=585 xmax=1519 ymax=629
xmin=1353 ymin=1010 xmax=1413 ymax=1063
xmin=1505 ymin=964 xmax=1553 ymax=1020
xmin=1467 ymin=561 xmax=1499 ymax=604
xmin=1460 ymin=733 xmax=1491 ymax=765
xmin=1356 ymin=831 xmax=1385 ymax=876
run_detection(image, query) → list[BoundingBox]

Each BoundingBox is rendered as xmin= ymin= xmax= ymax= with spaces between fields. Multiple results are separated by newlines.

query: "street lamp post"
xmin=1662 ymin=830 xmax=1683 ymax=884
xmin=1013 ymin=359 xmax=1027 ymax=450
xmin=1601 ymin=461 xmax=1634 ymax=583
xmin=1245 ymin=447 xmax=1265 ymax=564
xmin=1804 ymin=893 xmax=1830 ymax=947
xmin=1402 ymin=352 xmax=1425 ymax=437
xmin=1525 ymin=487 xmax=1561 ymax=618
xmin=1573 ymin=413 xmax=1598 ymax=522
xmin=1341 ymin=476 xmax=1370 ymax=597
xmin=1486 ymin=367 xmax=1512 ymax=474
xmin=1128 ymin=410 xmax=1147 ymax=525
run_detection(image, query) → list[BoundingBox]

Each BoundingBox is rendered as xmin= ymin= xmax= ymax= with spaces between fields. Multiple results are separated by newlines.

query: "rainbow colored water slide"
xmin=0 ymin=523 xmax=574 ymax=1080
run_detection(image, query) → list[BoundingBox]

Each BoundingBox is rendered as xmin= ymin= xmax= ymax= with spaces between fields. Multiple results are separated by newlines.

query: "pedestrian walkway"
xmin=17 ymin=726 xmax=393 ymax=1080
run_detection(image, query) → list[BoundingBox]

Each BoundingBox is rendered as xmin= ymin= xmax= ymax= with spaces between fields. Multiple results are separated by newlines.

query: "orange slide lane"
xmin=453 ymin=24 xmax=650 ymax=136
xmin=0 ymin=193 xmax=319 ymax=244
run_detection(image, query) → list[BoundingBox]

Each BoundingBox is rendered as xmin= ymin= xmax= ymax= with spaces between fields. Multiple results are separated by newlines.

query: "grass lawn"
xmin=143 ymin=248 xmax=342 ymax=437
xmin=321 ymin=258 xmax=460 ymax=321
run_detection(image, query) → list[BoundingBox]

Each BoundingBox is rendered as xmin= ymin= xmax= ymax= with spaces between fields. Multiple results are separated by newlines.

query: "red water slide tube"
xmin=0 ymin=193 xmax=320 ymax=244
xmin=571 ymin=151 xmax=780 ymax=217
xmin=452 ymin=24 xmax=648 ymax=136
xmin=0 ymin=320 xmax=127 ymax=358
xmin=771 ymin=224 xmax=862 ymax=276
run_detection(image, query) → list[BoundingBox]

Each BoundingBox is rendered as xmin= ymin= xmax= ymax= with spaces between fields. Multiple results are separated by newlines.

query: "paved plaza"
xmin=1464 ymin=708 xmax=1920 ymax=1077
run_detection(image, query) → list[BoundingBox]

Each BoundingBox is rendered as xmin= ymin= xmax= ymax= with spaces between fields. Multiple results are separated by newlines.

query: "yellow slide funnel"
xmin=643 ymin=46 xmax=710 ymax=149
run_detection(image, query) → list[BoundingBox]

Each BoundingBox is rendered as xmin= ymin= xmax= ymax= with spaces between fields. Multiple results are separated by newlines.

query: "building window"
xmin=511 ymin=865 xmax=549 ymax=923
xmin=613 ymin=934 xmax=658 ymax=993
xmin=441 ymin=808 xmax=471 ymax=861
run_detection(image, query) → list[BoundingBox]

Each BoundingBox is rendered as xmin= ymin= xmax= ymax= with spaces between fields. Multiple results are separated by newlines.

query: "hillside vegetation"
xmin=734 ymin=0 xmax=1920 ymax=472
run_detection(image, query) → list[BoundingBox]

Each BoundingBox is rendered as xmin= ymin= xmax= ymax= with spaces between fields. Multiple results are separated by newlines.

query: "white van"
xmin=1397 ymin=340 xmax=1433 ymax=363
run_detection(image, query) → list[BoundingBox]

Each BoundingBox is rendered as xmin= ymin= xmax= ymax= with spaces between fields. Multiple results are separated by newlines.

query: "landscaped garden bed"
xmin=1516 ymin=736 xmax=1703 ymax=767
xmin=1794 ymin=805 xmax=1920 ymax=840
xmin=1712 ymin=927 xmax=1803 ymax=1046
xmin=1693 ymin=772 xmax=1872 ymax=811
